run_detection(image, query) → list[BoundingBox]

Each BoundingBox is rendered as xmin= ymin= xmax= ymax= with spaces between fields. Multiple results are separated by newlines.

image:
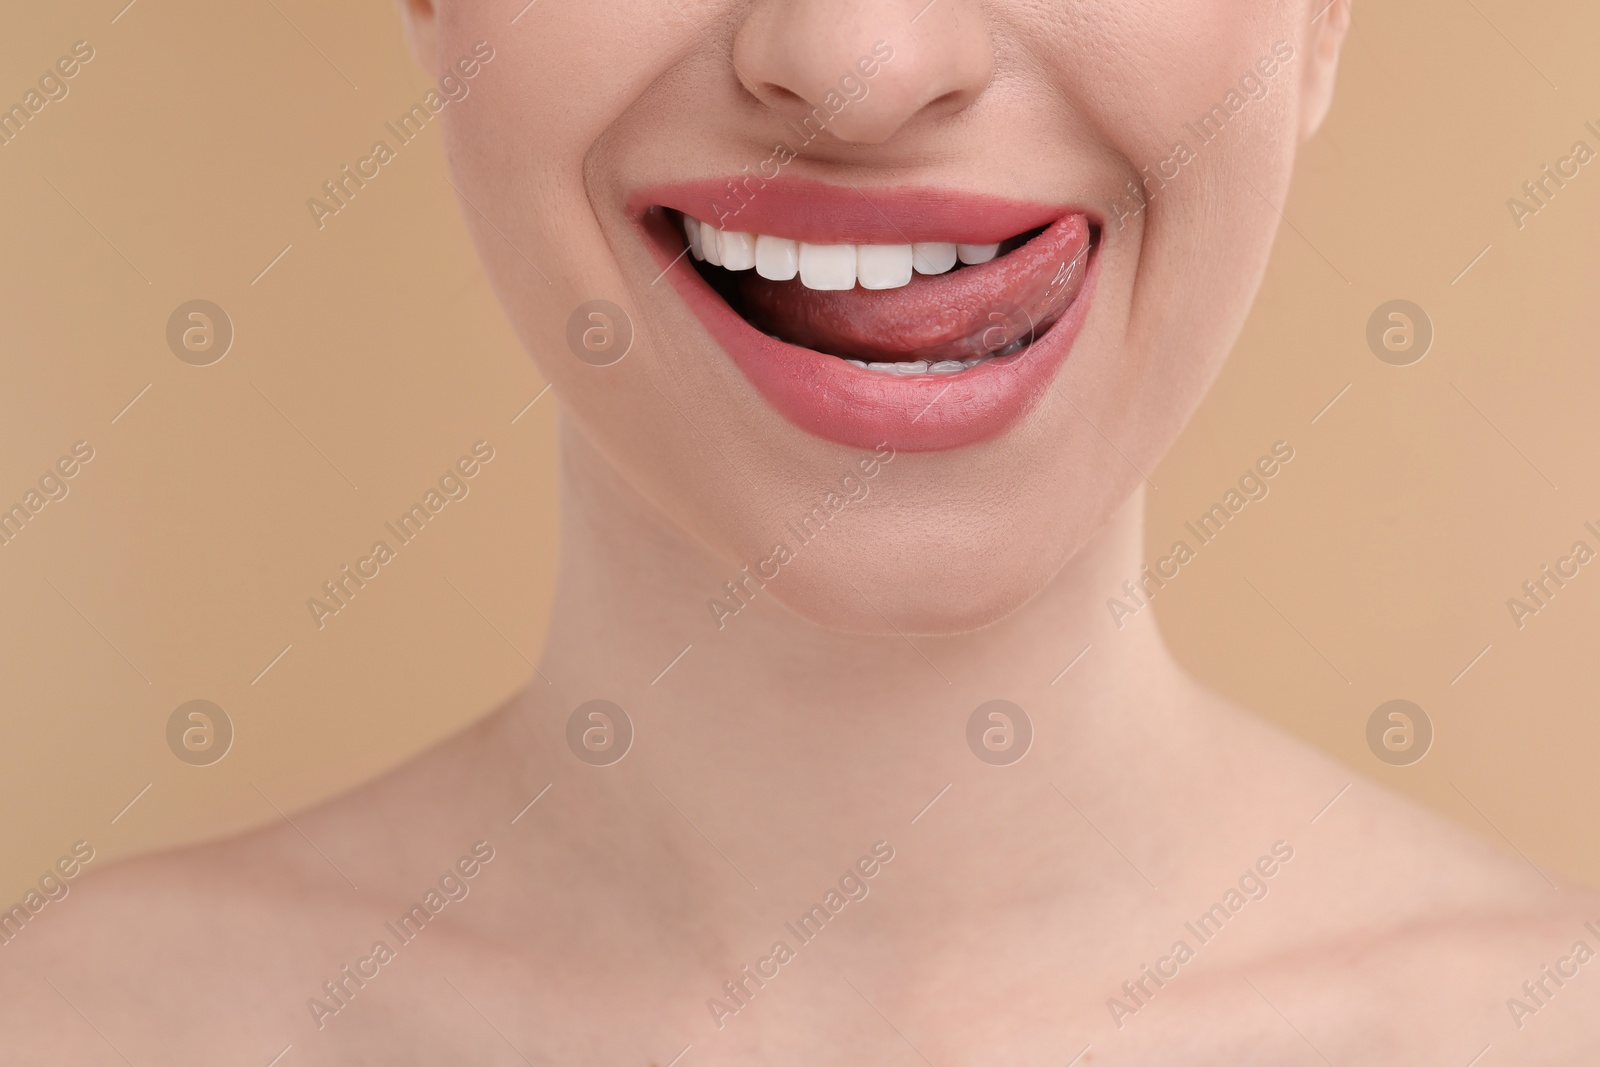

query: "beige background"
xmin=2 ymin=0 xmax=1597 ymax=899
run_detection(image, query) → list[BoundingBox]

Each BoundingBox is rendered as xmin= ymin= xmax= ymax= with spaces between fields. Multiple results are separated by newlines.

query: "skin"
xmin=5 ymin=0 xmax=1599 ymax=1063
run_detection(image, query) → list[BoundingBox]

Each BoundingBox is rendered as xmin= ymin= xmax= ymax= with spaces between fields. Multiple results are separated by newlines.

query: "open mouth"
xmin=633 ymin=179 xmax=1100 ymax=451
xmin=678 ymin=211 xmax=1091 ymax=375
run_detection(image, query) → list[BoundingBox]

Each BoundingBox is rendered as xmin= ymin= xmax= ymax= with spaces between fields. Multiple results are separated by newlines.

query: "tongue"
xmin=734 ymin=214 xmax=1091 ymax=363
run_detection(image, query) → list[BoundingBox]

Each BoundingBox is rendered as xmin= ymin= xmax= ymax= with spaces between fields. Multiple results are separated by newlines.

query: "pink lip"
xmin=629 ymin=178 xmax=1074 ymax=245
xmin=631 ymin=180 xmax=1100 ymax=452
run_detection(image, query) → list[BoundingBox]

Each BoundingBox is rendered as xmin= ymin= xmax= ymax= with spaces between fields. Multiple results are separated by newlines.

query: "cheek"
xmin=438 ymin=14 xmax=725 ymax=493
xmin=1015 ymin=3 xmax=1305 ymax=446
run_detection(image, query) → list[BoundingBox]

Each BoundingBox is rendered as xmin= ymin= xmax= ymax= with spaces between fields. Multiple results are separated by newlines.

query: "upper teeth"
xmin=682 ymin=215 xmax=999 ymax=291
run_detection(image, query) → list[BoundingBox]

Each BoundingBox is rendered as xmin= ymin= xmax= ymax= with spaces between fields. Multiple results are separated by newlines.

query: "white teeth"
xmin=799 ymin=242 xmax=857 ymax=291
xmin=679 ymin=215 xmax=1005 ymax=291
xmin=912 ymin=242 xmax=958 ymax=274
xmin=754 ymin=234 xmax=799 ymax=281
xmin=856 ymin=244 xmax=914 ymax=290
xmin=701 ymin=223 xmax=724 ymax=266
xmin=718 ymin=230 xmax=756 ymax=270
xmin=856 ymin=355 xmax=996 ymax=375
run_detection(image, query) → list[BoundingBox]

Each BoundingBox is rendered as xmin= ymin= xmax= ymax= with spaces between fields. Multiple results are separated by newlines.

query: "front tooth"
xmin=928 ymin=360 xmax=966 ymax=374
xmin=856 ymin=245 xmax=914 ymax=290
xmin=718 ymin=231 xmax=756 ymax=270
xmin=755 ymin=235 xmax=799 ymax=281
xmin=684 ymin=217 xmax=705 ymax=260
xmin=893 ymin=361 xmax=930 ymax=375
xmin=701 ymin=222 xmax=724 ymax=266
xmin=912 ymin=242 xmax=958 ymax=274
xmin=799 ymin=243 xmax=857 ymax=290
xmin=866 ymin=362 xmax=900 ymax=374
xmin=956 ymin=243 xmax=999 ymax=265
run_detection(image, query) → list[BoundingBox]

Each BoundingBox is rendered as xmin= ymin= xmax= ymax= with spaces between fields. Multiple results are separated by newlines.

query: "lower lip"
xmin=641 ymin=212 xmax=1099 ymax=453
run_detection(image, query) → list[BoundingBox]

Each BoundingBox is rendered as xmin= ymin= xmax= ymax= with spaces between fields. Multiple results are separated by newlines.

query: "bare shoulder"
xmin=1284 ymin=799 xmax=1600 ymax=1063
xmin=0 ymin=827 xmax=356 ymax=1061
xmin=0 ymin=825 xmax=540 ymax=1064
xmin=0 ymin=714 xmax=540 ymax=1065
xmin=1183 ymin=688 xmax=1573 ymax=906
xmin=1107 ymin=903 xmax=1600 ymax=1066
xmin=1146 ymin=691 xmax=1600 ymax=1063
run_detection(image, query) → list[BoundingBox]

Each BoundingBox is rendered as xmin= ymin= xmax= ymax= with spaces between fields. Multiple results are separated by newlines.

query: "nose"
xmin=731 ymin=0 xmax=994 ymax=145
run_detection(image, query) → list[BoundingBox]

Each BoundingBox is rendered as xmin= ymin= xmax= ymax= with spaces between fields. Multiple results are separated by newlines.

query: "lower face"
xmin=437 ymin=0 xmax=1308 ymax=633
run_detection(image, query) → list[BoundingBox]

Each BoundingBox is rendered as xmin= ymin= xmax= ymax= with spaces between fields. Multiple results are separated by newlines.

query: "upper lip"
xmin=628 ymin=177 xmax=1088 ymax=246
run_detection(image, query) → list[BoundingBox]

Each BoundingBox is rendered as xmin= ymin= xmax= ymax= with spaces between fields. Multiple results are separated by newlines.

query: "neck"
xmin=504 ymin=419 xmax=1193 ymax=920
xmin=539 ymin=420 xmax=1180 ymax=711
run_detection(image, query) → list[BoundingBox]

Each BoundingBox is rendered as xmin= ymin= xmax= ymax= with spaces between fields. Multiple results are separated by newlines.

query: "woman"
xmin=6 ymin=0 xmax=1597 ymax=1062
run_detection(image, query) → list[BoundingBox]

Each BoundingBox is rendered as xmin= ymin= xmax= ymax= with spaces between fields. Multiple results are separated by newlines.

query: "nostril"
xmin=759 ymin=84 xmax=807 ymax=108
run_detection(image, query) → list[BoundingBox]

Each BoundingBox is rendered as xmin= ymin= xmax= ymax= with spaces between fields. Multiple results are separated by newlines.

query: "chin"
xmin=731 ymin=502 xmax=1085 ymax=638
xmin=768 ymin=560 xmax=1049 ymax=638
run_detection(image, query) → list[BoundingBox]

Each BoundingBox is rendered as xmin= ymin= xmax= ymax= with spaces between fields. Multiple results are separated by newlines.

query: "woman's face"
xmin=404 ymin=0 xmax=1344 ymax=634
